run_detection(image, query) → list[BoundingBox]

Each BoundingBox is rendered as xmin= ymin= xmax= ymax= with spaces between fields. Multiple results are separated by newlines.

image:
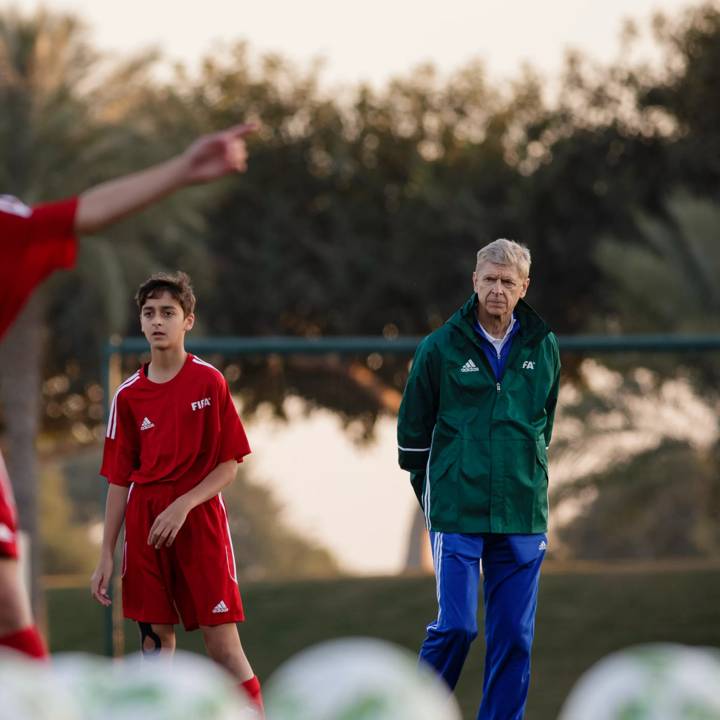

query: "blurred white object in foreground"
xmin=558 ymin=643 xmax=720 ymax=720
xmin=55 ymin=651 xmax=258 ymax=720
xmin=0 ymin=649 xmax=75 ymax=720
xmin=265 ymin=637 xmax=460 ymax=720
xmin=0 ymin=649 xmax=257 ymax=720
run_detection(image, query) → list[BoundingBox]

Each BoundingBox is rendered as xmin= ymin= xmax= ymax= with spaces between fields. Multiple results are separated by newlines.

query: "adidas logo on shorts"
xmin=460 ymin=358 xmax=479 ymax=373
xmin=0 ymin=523 xmax=15 ymax=543
xmin=140 ymin=417 xmax=155 ymax=431
xmin=212 ymin=600 xmax=229 ymax=614
xmin=538 ymin=540 xmax=547 ymax=551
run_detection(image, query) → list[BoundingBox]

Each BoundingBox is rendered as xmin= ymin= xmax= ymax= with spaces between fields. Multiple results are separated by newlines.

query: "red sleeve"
xmin=100 ymin=391 xmax=138 ymax=487
xmin=27 ymin=198 xmax=79 ymax=270
xmin=0 ymin=197 xmax=78 ymax=339
xmin=217 ymin=380 xmax=251 ymax=464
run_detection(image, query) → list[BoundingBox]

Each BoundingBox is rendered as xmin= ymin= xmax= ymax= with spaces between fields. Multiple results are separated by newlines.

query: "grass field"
xmin=46 ymin=564 xmax=720 ymax=720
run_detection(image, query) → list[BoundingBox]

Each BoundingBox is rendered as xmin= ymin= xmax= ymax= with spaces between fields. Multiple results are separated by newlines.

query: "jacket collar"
xmin=449 ymin=294 xmax=551 ymax=347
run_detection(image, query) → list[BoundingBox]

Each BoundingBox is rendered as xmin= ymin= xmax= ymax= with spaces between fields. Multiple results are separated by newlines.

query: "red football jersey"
xmin=101 ymin=354 xmax=250 ymax=488
xmin=0 ymin=195 xmax=78 ymax=340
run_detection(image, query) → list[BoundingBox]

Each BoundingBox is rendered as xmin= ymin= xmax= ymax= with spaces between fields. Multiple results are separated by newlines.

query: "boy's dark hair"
xmin=135 ymin=271 xmax=196 ymax=317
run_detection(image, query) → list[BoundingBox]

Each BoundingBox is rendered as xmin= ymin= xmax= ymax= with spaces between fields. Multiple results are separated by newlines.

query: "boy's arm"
xmin=74 ymin=123 xmax=256 ymax=234
xmin=147 ymin=460 xmax=237 ymax=550
xmin=90 ymin=483 xmax=130 ymax=607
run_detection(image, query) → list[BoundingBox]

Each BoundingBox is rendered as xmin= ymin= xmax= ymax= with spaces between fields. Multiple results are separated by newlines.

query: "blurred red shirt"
xmin=0 ymin=195 xmax=78 ymax=340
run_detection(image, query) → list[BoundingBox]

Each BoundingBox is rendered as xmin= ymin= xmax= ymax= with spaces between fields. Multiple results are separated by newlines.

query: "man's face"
xmin=472 ymin=262 xmax=529 ymax=319
xmin=140 ymin=291 xmax=194 ymax=350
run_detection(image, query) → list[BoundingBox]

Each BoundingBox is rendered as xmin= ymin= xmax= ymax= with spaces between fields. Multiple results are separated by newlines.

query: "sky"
xmin=10 ymin=0 xmax=701 ymax=90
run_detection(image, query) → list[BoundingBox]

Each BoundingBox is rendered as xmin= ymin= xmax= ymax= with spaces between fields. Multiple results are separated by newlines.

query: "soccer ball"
xmin=265 ymin=637 xmax=461 ymax=720
xmin=54 ymin=651 xmax=258 ymax=720
xmin=0 ymin=649 xmax=77 ymax=720
xmin=112 ymin=651 xmax=258 ymax=720
xmin=52 ymin=652 xmax=116 ymax=717
xmin=558 ymin=643 xmax=720 ymax=720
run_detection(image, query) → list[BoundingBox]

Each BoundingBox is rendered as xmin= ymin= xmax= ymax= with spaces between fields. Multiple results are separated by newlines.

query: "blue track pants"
xmin=419 ymin=532 xmax=546 ymax=720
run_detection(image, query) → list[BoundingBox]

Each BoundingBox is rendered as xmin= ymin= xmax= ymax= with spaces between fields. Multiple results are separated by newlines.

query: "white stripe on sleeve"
xmin=107 ymin=372 xmax=140 ymax=439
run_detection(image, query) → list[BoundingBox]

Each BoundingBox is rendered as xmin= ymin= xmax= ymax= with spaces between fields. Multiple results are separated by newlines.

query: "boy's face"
xmin=140 ymin=291 xmax=194 ymax=350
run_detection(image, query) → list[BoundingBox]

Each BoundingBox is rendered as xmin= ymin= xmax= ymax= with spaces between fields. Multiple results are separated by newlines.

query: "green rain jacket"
xmin=397 ymin=295 xmax=560 ymax=534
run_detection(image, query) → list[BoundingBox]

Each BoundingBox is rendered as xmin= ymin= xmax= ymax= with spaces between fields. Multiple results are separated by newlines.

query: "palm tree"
xmin=594 ymin=192 xmax=720 ymax=332
xmin=549 ymin=192 xmax=720 ymax=560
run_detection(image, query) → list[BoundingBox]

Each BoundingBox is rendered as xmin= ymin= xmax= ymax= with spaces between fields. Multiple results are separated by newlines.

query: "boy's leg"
xmin=0 ymin=460 xmax=47 ymax=659
xmin=0 ymin=558 xmax=46 ymax=659
xmin=138 ymin=622 xmax=176 ymax=656
xmin=419 ymin=532 xmax=483 ymax=690
xmin=0 ymin=557 xmax=32 ymax=632
xmin=201 ymin=622 xmax=254 ymax=680
xmin=478 ymin=533 xmax=546 ymax=720
xmin=172 ymin=495 xmax=260 ymax=710
xmin=201 ymin=623 xmax=263 ymax=711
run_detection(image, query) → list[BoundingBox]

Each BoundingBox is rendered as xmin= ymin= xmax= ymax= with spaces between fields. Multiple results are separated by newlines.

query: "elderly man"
xmin=397 ymin=238 xmax=560 ymax=720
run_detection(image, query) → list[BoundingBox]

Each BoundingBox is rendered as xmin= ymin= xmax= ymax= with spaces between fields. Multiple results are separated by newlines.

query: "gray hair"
xmin=476 ymin=238 xmax=531 ymax=279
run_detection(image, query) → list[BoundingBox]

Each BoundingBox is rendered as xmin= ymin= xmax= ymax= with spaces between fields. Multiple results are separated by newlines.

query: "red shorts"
xmin=0 ymin=452 xmax=19 ymax=559
xmin=122 ymin=482 xmax=244 ymax=631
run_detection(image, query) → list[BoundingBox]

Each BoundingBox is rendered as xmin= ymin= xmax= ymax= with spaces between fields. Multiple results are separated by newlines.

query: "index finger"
xmin=153 ymin=525 xmax=170 ymax=549
xmin=147 ymin=521 xmax=159 ymax=546
xmin=226 ymin=122 xmax=258 ymax=139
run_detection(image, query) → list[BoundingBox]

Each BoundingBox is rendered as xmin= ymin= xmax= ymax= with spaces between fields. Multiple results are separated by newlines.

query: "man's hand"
xmin=148 ymin=497 xmax=191 ymax=549
xmin=90 ymin=554 xmax=114 ymax=607
xmin=179 ymin=123 xmax=257 ymax=185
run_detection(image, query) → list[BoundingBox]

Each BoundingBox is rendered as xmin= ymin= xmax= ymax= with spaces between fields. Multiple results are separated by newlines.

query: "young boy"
xmin=0 ymin=121 xmax=255 ymax=660
xmin=90 ymin=271 xmax=262 ymax=711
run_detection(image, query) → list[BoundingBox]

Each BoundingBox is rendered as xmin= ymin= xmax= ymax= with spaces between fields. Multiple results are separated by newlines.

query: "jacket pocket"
xmin=458 ymin=437 xmax=491 ymax=526
xmin=535 ymin=439 xmax=549 ymax=479
xmin=495 ymin=438 xmax=548 ymax=531
xmin=533 ymin=439 xmax=550 ymax=528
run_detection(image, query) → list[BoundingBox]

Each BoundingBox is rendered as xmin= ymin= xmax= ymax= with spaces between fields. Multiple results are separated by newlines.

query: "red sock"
xmin=0 ymin=625 xmax=48 ymax=659
xmin=241 ymin=675 xmax=264 ymax=713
